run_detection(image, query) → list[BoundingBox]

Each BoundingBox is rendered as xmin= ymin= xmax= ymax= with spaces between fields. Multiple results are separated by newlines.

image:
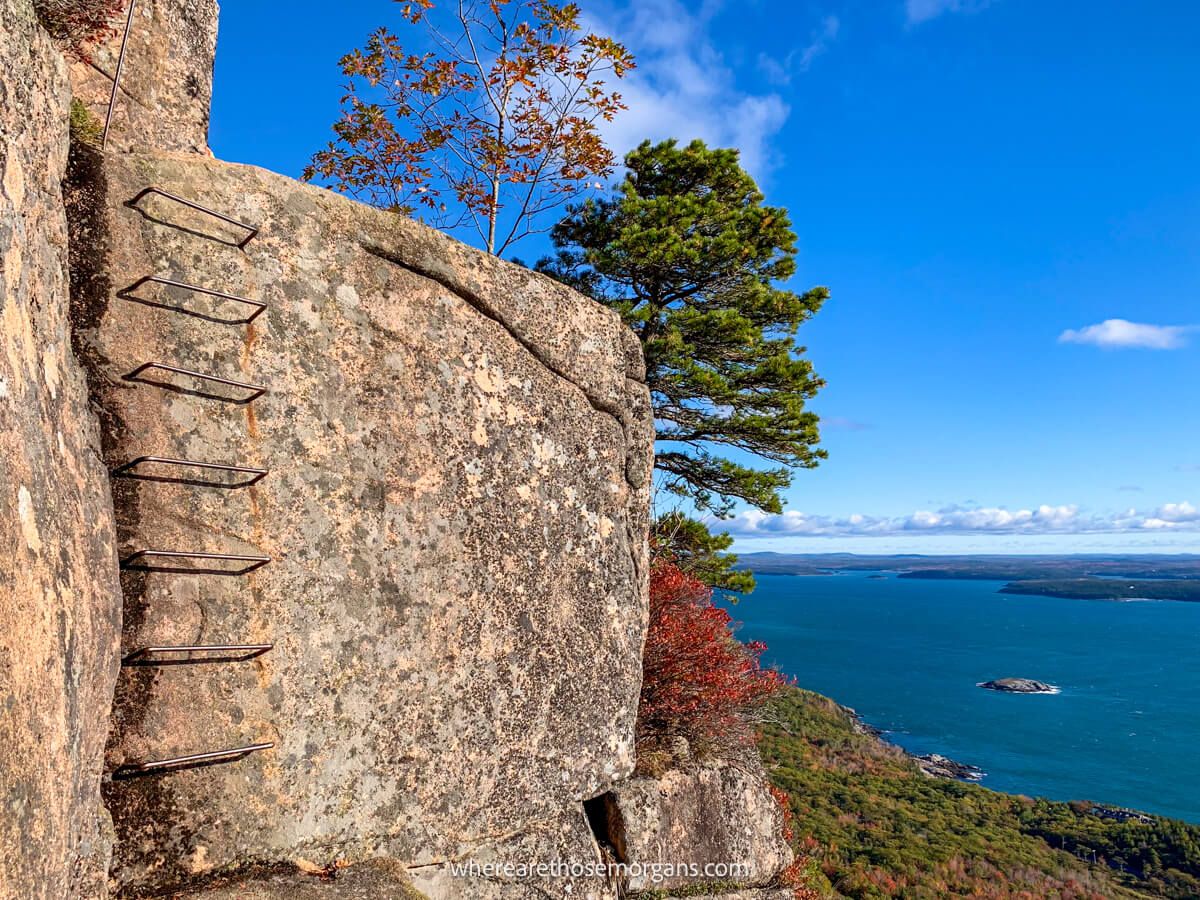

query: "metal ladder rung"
xmin=112 ymin=742 xmax=274 ymax=779
xmin=101 ymin=0 xmax=136 ymax=151
xmin=123 ymin=644 xmax=273 ymax=665
xmin=111 ymin=456 xmax=267 ymax=488
xmin=127 ymin=187 xmax=260 ymax=248
xmin=123 ymin=361 xmax=267 ymax=404
xmin=120 ymin=549 xmax=271 ymax=575
xmin=119 ymin=275 xmax=267 ymax=325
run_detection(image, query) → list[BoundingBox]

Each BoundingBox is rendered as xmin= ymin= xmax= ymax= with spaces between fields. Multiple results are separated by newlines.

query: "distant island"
xmin=978 ymin=678 xmax=1059 ymax=694
xmin=738 ymin=552 xmax=1200 ymax=601
xmin=999 ymin=578 xmax=1200 ymax=601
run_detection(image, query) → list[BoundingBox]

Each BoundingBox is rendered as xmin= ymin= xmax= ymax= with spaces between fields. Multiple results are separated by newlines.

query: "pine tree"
xmin=539 ymin=138 xmax=828 ymax=517
xmin=538 ymin=139 xmax=828 ymax=592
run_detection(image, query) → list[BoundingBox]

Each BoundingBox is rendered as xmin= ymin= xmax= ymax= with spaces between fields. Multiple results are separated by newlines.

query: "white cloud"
xmin=905 ymin=0 xmax=994 ymax=25
xmin=1149 ymin=501 xmax=1199 ymax=524
xmin=587 ymin=0 xmax=790 ymax=177
xmin=711 ymin=500 xmax=1200 ymax=538
xmin=757 ymin=16 xmax=840 ymax=86
xmin=1058 ymin=319 xmax=1195 ymax=350
xmin=822 ymin=416 xmax=873 ymax=431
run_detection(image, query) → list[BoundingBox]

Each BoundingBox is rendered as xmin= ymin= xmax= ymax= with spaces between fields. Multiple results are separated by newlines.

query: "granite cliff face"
xmin=0 ymin=1 xmax=122 ymax=897
xmin=2 ymin=2 xmax=792 ymax=897
xmin=67 ymin=0 xmax=218 ymax=154
xmin=68 ymin=0 xmax=651 ymax=894
xmin=596 ymin=763 xmax=793 ymax=894
xmin=73 ymin=148 xmax=652 ymax=897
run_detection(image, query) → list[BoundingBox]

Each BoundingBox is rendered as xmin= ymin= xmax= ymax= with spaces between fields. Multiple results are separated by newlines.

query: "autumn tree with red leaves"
xmin=637 ymin=559 xmax=789 ymax=766
xmin=305 ymin=0 xmax=634 ymax=255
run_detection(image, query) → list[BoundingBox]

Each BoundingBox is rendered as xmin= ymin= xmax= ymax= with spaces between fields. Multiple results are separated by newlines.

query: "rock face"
xmin=69 ymin=148 xmax=652 ymax=896
xmin=978 ymin=678 xmax=1058 ymax=694
xmin=0 ymin=0 xmax=123 ymax=897
xmin=7 ymin=3 xmax=694 ymax=898
xmin=596 ymin=763 xmax=793 ymax=894
xmin=68 ymin=0 xmax=219 ymax=153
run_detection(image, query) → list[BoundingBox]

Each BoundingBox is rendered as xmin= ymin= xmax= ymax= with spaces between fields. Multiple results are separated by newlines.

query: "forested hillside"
xmin=763 ymin=688 xmax=1200 ymax=899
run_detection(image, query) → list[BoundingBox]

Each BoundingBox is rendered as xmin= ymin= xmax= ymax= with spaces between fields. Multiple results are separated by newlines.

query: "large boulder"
xmin=0 ymin=0 xmax=123 ymax=897
xmin=596 ymin=762 xmax=793 ymax=894
xmin=69 ymin=149 xmax=652 ymax=896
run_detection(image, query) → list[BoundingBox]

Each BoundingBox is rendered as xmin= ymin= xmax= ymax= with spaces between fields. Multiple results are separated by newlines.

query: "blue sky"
xmin=210 ymin=0 xmax=1200 ymax=554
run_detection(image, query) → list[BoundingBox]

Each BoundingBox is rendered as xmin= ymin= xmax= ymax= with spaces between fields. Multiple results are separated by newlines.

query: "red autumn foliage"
xmin=770 ymin=784 xmax=796 ymax=843
xmin=637 ymin=559 xmax=790 ymax=760
xmin=34 ymin=0 xmax=123 ymax=60
xmin=771 ymin=786 xmax=826 ymax=899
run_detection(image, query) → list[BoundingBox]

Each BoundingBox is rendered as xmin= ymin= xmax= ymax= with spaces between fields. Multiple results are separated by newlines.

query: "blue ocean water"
xmin=729 ymin=572 xmax=1200 ymax=822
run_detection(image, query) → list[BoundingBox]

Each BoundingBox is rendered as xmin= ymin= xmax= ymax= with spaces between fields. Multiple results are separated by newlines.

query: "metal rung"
xmin=128 ymin=187 xmax=260 ymax=248
xmin=112 ymin=742 xmax=273 ymax=779
xmin=123 ymin=362 xmax=267 ymax=404
xmin=112 ymin=456 xmax=268 ymax=488
xmin=120 ymin=549 xmax=271 ymax=575
xmin=101 ymin=0 xmax=136 ymax=151
xmin=123 ymin=644 xmax=273 ymax=665
xmin=119 ymin=276 xmax=267 ymax=325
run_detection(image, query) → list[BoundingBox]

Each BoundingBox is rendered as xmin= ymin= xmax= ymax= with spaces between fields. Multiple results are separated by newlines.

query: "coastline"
xmin=841 ymin=703 xmax=986 ymax=782
xmin=733 ymin=570 xmax=1200 ymax=822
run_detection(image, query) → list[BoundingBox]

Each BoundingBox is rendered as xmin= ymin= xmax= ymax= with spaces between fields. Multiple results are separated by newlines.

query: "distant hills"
xmin=738 ymin=553 xmax=1200 ymax=601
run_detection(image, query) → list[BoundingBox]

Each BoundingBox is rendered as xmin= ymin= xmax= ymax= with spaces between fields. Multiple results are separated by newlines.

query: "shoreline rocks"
xmin=842 ymin=706 xmax=984 ymax=783
xmin=914 ymin=754 xmax=985 ymax=781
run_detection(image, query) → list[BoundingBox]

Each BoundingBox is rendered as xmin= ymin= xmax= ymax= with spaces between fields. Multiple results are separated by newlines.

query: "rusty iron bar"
xmin=101 ymin=0 xmax=137 ymax=151
xmin=128 ymin=187 xmax=260 ymax=248
xmin=112 ymin=742 xmax=274 ymax=779
xmin=119 ymin=275 xmax=268 ymax=324
xmin=120 ymin=549 xmax=271 ymax=575
xmin=123 ymin=644 xmax=273 ymax=665
xmin=122 ymin=361 xmax=267 ymax=404
xmin=111 ymin=455 xmax=268 ymax=487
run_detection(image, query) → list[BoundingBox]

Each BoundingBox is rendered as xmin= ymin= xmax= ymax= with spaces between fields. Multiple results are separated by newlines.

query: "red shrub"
xmin=771 ymin=787 xmax=828 ymax=900
xmin=637 ymin=559 xmax=790 ymax=760
xmin=770 ymin=784 xmax=797 ymax=843
xmin=34 ymin=0 xmax=123 ymax=60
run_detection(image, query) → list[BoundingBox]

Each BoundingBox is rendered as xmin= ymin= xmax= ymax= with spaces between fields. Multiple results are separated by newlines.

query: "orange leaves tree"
xmin=638 ymin=559 xmax=790 ymax=765
xmin=304 ymin=0 xmax=634 ymax=255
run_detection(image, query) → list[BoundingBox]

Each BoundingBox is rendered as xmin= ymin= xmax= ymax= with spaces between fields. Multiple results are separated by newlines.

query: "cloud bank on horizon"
xmin=1059 ymin=319 xmax=1195 ymax=350
xmin=711 ymin=501 xmax=1200 ymax=538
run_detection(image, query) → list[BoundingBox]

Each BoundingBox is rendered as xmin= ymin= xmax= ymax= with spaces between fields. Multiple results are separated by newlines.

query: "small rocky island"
xmin=978 ymin=678 xmax=1059 ymax=694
